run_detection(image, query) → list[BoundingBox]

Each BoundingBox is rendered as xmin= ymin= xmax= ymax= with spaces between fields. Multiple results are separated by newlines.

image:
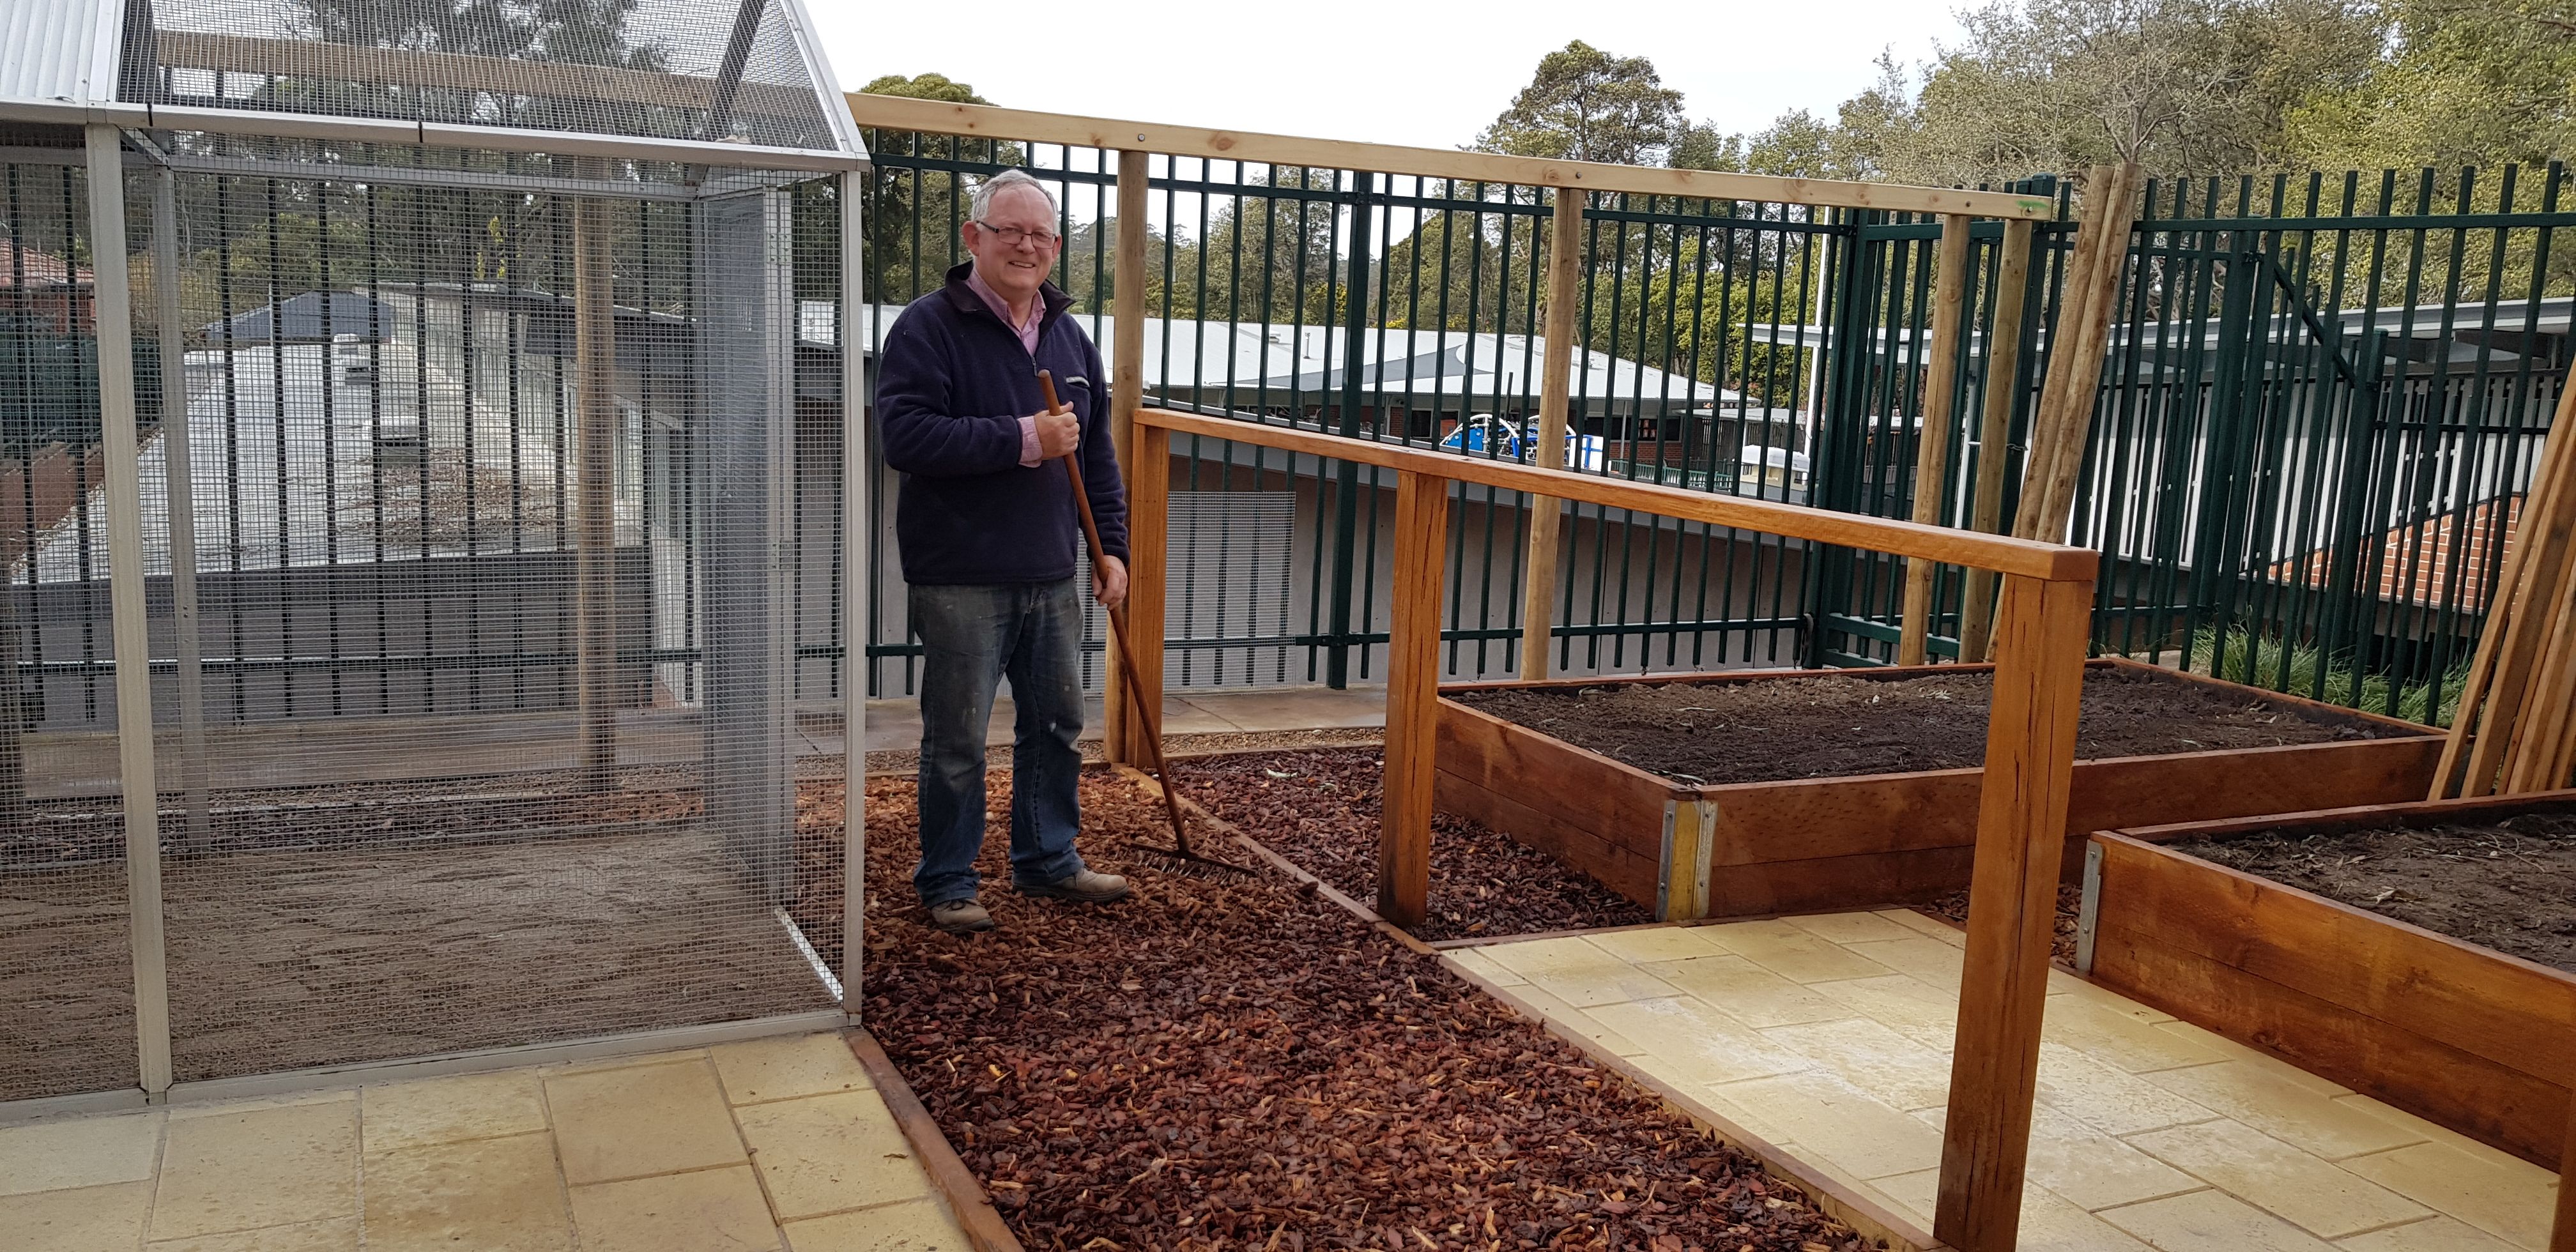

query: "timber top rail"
xmin=843 ymin=93 xmax=2058 ymax=221
xmin=1136 ymin=408 xmax=2100 ymax=583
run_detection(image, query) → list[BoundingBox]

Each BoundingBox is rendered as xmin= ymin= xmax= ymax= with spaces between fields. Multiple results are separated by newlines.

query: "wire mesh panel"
xmin=0 ymin=154 xmax=141 ymax=1103
xmin=39 ymin=135 xmax=854 ymax=1084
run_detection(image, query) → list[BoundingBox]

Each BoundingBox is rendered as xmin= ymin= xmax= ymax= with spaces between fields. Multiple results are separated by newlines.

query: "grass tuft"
xmin=2186 ymin=627 xmax=2467 ymax=728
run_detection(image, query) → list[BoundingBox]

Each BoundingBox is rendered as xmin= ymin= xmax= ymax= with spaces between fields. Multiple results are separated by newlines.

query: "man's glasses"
xmin=974 ymin=221 xmax=1060 ymax=248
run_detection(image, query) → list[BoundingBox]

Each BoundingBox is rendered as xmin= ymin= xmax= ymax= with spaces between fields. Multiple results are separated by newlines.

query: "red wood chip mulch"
xmin=817 ymin=768 xmax=1881 ymax=1252
xmin=1176 ymin=749 xmax=1653 ymax=941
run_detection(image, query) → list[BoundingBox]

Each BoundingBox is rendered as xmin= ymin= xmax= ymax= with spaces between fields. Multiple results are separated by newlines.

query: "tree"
xmin=854 ymin=73 xmax=1029 ymax=303
xmin=2287 ymin=0 xmax=2576 ymax=171
xmin=1476 ymin=41 xmax=1690 ymax=166
xmin=857 ymin=72 xmax=991 ymax=106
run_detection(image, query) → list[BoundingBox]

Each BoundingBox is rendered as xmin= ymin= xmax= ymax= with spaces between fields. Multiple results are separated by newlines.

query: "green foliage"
xmin=858 ymin=73 xmax=992 ymax=105
xmin=2287 ymin=0 xmax=2576 ymax=169
xmin=2188 ymin=626 xmax=2467 ymax=726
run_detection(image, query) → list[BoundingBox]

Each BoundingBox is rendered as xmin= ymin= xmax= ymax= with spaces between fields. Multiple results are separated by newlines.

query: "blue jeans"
xmin=910 ymin=579 xmax=1090 ymax=906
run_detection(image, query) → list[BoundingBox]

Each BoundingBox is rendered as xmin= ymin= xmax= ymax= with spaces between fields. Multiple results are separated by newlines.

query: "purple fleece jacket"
xmin=875 ymin=263 xmax=1128 ymax=584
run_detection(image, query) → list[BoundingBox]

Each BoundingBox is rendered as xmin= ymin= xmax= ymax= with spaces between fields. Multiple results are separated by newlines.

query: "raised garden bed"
xmin=2083 ymin=793 xmax=2576 ymax=1170
xmin=831 ymin=767 xmax=1886 ymax=1249
xmin=1439 ymin=657 xmax=2441 ymax=921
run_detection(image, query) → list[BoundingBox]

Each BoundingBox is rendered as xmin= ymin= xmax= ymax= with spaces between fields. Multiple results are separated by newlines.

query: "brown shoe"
xmin=928 ymin=899 xmax=995 ymax=933
xmin=1017 ymin=869 xmax=1131 ymax=903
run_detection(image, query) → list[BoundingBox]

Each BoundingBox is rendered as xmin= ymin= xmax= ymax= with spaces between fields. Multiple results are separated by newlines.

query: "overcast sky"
xmin=803 ymin=0 xmax=1965 ymax=154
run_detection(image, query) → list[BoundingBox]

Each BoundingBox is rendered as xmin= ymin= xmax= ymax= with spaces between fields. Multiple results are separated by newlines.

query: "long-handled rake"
xmin=1039 ymin=370 xmax=1251 ymax=878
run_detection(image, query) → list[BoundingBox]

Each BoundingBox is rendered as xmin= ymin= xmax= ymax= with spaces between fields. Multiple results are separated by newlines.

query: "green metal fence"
xmin=857 ymin=130 xmax=2572 ymax=724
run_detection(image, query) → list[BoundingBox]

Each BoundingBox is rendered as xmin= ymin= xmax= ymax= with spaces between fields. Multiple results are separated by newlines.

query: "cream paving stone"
xmin=2127 ymin=1118 xmax=2430 ymax=1239
xmin=1710 ymin=1069 xmax=1944 ymax=1181
xmin=2051 ymin=975 xmax=2179 ymax=1025
xmin=537 ymin=1048 xmax=710 ymax=1078
xmin=1481 ymin=937 xmax=1681 ymax=1007
xmin=1646 ymin=953 xmax=1853 ymax=1028
xmin=1780 ymin=910 xmax=1919 ymax=946
xmin=2337 ymin=1141 xmax=2559 ymax=1250
xmin=711 ymin=1032 xmax=873 ymax=1106
xmin=2334 ymin=1099 xmax=2536 ymax=1171
xmin=2333 ymin=1216 xmax=2529 ymax=1252
xmin=164 ymin=1090 xmax=355 ymax=1119
xmin=2152 ymin=1022 xmax=2350 ymax=1096
xmin=1758 ymin=1016 xmax=1954 ymax=1111
xmin=0 ymin=1180 xmax=152 ymax=1252
xmin=2138 ymin=1062 xmax=2422 ymax=1160
xmin=1876 ymin=908 xmax=1968 ymax=946
xmin=2041 ymin=993 xmax=2230 ymax=1074
xmin=781 ymin=1197 xmax=971 ymax=1252
xmin=1583 ymin=924 xmax=1724 ymax=964
xmin=1501 ymin=984 xmax=1647 ymax=1056
xmin=361 ymin=1070 xmax=549 ymax=1153
xmin=734 ymin=1090 xmax=930 ymax=1219
xmin=1919 ymin=1102 xmax=2202 ymax=1211
xmin=1689 ymin=1080 xmax=1796 ymax=1147
xmin=1439 ymin=947 xmax=1526 ymax=988
xmin=360 ymin=1132 xmax=571 ymax=1252
xmin=545 ymin=1057 xmax=749 ymax=1185
xmin=152 ymin=1098 xmax=359 ymax=1240
xmin=1584 ymin=996 xmax=1814 ymax=1085
xmin=0 ymin=1109 xmax=160 ymax=1195
xmin=1810 ymin=972 xmax=1961 ymax=1050
xmin=1872 ymin=1169 xmax=2159 ymax=1252
xmin=568 ymin=1163 xmax=779 ymax=1251
xmin=2100 ymin=1189 xmax=2340 ymax=1252
xmin=1699 ymin=918 xmax=1899 ymax=983
xmin=2033 ymin=1042 xmax=2220 ymax=1137
xmin=146 ymin=1218 xmax=359 ymax=1252
xmin=1836 ymin=935 xmax=1967 ymax=991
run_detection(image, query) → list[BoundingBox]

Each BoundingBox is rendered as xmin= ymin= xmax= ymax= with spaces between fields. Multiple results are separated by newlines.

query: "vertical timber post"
xmin=1378 ymin=469 xmax=1450 ymax=929
xmin=1898 ymin=213 xmax=1974 ymax=665
xmin=2550 ymin=1099 xmax=2575 ymax=1252
xmin=572 ymin=181 xmax=619 ymax=793
xmin=1935 ymin=572 xmax=2093 ymax=1252
xmin=1105 ymin=148 xmax=1151 ymax=764
xmin=839 ymin=169 xmax=868 ymax=1017
xmin=1519 ymin=186 xmax=1584 ymax=679
xmin=1957 ymin=217 xmax=2035 ymax=663
xmin=87 ymin=123 xmax=174 ymax=1096
xmin=1126 ymin=424 xmax=1171 ymax=766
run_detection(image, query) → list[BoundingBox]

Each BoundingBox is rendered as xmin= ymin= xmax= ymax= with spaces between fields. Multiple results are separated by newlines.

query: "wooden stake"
xmin=2012 ymin=164 xmax=2138 ymax=548
xmin=1103 ymin=148 xmax=1152 ymax=766
xmin=1899 ymin=214 xmax=1975 ymax=666
xmin=1958 ymin=219 xmax=2035 ymax=664
xmin=572 ymin=189 xmax=618 ymax=793
xmin=2553 ymin=1097 xmax=2576 ymax=1252
xmin=1519 ymin=189 xmax=1584 ymax=680
xmin=1381 ymin=470 xmax=1453 ymax=928
xmin=2438 ymin=393 xmax=2576 ymax=797
xmin=1935 ymin=574 xmax=2095 ymax=1252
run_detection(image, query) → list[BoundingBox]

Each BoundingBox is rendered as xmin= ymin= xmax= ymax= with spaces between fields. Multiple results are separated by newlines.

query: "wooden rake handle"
xmin=1038 ymin=370 xmax=1190 ymax=843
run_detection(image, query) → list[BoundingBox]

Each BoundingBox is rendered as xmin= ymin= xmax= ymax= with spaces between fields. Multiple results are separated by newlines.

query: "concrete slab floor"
xmin=0 ymin=1033 xmax=970 ymax=1252
xmin=1453 ymin=913 xmax=2563 ymax=1252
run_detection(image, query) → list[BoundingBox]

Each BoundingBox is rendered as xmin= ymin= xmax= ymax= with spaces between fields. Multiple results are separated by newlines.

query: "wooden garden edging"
xmin=2086 ymin=796 xmax=2576 ymax=1168
xmin=1130 ymin=404 xmax=2096 ymax=1252
xmin=1437 ymin=657 xmax=2442 ymax=922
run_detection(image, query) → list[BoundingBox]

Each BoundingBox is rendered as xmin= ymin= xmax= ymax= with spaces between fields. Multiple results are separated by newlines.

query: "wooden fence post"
xmin=571 ymin=185 xmax=618 ymax=794
xmin=1105 ymin=148 xmax=1152 ymax=765
xmin=1957 ymin=218 xmax=2035 ymax=664
xmin=1381 ymin=470 xmax=1452 ymax=928
xmin=1935 ymin=573 xmax=2093 ymax=1252
xmin=2552 ymin=1098 xmax=2575 ymax=1252
xmin=1898 ymin=213 xmax=1975 ymax=665
xmin=1123 ymin=422 xmax=1170 ymax=765
xmin=1517 ymin=188 xmax=1584 ymax=680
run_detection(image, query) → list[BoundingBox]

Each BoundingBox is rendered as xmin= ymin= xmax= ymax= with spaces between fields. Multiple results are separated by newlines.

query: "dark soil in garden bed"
xmin=2170 ymin=810 xmax=2576 ymax=974
xmin=830 ymin=767 xmax=1879 ymax=1251
xmin=1177 ymin=749 xmax=1653 ymax=941
xmin=1453 ymin=667 xmax=2401 ymax=785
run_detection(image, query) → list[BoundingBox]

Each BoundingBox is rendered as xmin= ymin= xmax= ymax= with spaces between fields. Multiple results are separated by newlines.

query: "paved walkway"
xmin=0 ymin=1033 xmax=969 ymax=1252
xmin=1448 ymin=911 xmax=2561 ymax=1252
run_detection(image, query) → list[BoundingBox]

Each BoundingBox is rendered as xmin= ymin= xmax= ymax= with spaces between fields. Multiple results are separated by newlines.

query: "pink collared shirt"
xmin=967 ymin=266 xmax=1049 ymax=468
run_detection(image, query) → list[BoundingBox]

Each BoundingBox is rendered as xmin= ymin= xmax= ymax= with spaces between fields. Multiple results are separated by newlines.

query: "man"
xmin=875 ymin=168 xmax=1133 ymax=934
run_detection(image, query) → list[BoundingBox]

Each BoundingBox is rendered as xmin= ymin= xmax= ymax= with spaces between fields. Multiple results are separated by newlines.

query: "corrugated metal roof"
xmin=0 ymin=0 xmax=114 ymax=109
